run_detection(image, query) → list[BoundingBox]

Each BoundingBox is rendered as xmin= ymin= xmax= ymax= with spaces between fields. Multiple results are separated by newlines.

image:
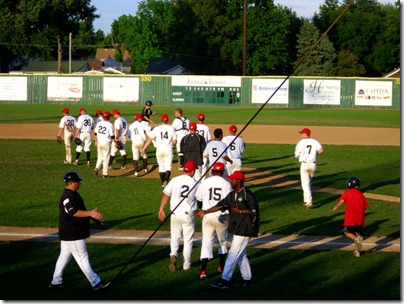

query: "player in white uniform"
xmin=93 ymin=110 xmax=103 ymax=148
xmin=141 ymin=114 xmax=177 ymax=187
xmin=171 ymin=108 xmax=190 ymax=170
xmin=196 ymin=113 xmax=211 ymax=176
xmin=203 ymin=128 xmax=233 ymax=178
xmin=57 ymin=108 xmax=77 ymax=164
xmin=110 ymin=109 xmax=128 ymax=169
xmin=195 ymin=162 xmax=232 ymax=279
xmin=74 ymin=108 xmax=94 ymax=167
xmin=128 ymin=113 xmax=152 ymax=177
xmin=158 ymin=161 xmax=199 ymax=272
xmin=94 ymin=111 xmax=115 ymax=178
xmin=294 ymin=128 xmax=324 ymax=209
xmin=222 ymin=125 xmax=245 ymax=175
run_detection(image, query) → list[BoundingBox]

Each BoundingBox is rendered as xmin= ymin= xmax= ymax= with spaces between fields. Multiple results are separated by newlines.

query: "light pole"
xmin=242 ymin=0 xmax=247 ymax=76
xmin=69 ymin=33 xmax=72 ymax=74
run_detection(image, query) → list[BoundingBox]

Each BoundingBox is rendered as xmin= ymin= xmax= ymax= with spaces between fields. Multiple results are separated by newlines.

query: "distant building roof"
xmin=383 ymin=68 xmax=400 ymax=78
xmin=146 ymin=57 xmax=193 ymax=75
xmin=21 ymin=60 xmax=89 ymax=73
xmin=95 ymin=48 xmax=132 ymax=62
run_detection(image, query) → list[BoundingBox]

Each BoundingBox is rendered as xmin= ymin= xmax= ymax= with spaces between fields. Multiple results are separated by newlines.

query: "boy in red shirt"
xmin=333 ymin=176 xmax=369 ymax=257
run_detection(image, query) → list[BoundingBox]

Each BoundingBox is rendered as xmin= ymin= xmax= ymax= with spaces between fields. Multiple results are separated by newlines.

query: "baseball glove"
xmin=116 ymin=140 xmax=123 ymax=150
xmin=57 ymin=135 xmax=63 ymax=143
xmin=74 ymin=137 xmax=82 ymax=145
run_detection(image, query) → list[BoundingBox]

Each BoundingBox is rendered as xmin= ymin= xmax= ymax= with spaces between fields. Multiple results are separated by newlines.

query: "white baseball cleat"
xmin=144 ymin=168 xmax=148 ymax=174
xmin=134 ymin=172 xmax=139 ymax=177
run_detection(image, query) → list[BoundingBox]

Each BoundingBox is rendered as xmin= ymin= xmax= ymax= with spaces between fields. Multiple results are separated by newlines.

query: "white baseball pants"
xmin=170 ymin=212 xmax=195 ymax=270
xmin=200 ymin=213 xmax=229 ymax=260
xmin=96 ymin=142 xmax=111 ymax=176
xmin=131 ymin=139 xmax=146 ymax=161
xmin=111 ymin=136 xmax=127 ymax=156
xmin=226 ymin=158 xmax=242 ymax=175
xmin=156 ymin=147 xmax=173 ymax=172
xmin=76 ymin=132 xmax=92 ymax=153
xmin=64 ymin=130 xmax=74 ymax=163
xmin=222 ymin=235 xmax=252 ymax=281
xmin=50 ymin=239 xmax=101 ymax=287
xmin=300 ymin=162 xmax=316 ymax=204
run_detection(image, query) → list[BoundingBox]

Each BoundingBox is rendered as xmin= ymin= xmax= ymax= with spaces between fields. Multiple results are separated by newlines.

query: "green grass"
xmin=0 ymin=104 xmax=400 ymax=127
xmin=0 ymin=241 xmax=400 ymax=300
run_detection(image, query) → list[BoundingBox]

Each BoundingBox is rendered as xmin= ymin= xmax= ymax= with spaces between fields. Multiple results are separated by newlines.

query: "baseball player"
xmin=109 ymin=109 xmax=128 ymax=170
xmin=171 ymin=108 xmax=190 ymax=170
xmin=158 ymin=161 xmax=199 ymax=272
xmin=128 ymin=113 xmax=152 ymax=177
xmin=141 ymin=100 xmax=157 ymax=126
xmin=294 ymin=128 xmax=324 ymax=209
xmin=74 ymin=108 xmax=94 ymax=167
xmin=203 ymin=128 xmax=233 ymax=178
xmin=57 ymin=108 xmax=77 ymax=164
xmin=94 ymin=111 xmax=115 ymax=178
xmin=196 ymin=113 xmax=212 ymax=143
xmin=95 ymin=110 xmax=103 ymax=125
xmin=141 ymin=114 xmax=177 ymax=187
xmin=49 ymin=171 xmax=110 ymax=291
xmin=222 ymin=125 xmax=245 ymax=174
xmin=197 ymin=170 xmax=260 ymax=289
xmin=180 ymin=122 xmax=207 ymax=181
xmin=195 ymin=162 xmax=232 ymax=280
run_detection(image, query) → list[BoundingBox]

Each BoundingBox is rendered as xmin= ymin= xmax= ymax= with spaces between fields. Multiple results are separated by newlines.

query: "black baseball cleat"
xmin=49 ymin=283 xmax=64 ymax=289
xmin=236 ymin=279 xmax=252 ymax=287
xmin=92 ymin=280 xmax=111 ymax=291
xmin=210 ymin=279 xmax=229 ymax=290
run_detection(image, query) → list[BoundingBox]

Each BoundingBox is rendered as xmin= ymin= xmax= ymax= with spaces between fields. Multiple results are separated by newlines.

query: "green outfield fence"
xmin=0 ymin=74 xmax=400 ymax=109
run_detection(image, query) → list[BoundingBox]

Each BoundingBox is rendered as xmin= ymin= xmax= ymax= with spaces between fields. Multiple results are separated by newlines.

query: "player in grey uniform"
xmin=196 ymin=162 xmax=232 ymax=279
xmin=94 ymin=111 xmax=115 ymax=178
xmin=294 ymin=128 xmax=324 ymax=209
xmin=141 ymin=114 xmax=177 ymax=187
xmin=110 ymin=109 xmax=128 ymax=169
xmin=158 ymin=161 xmax=199 ymax=272
xmin=222 ymin=125 xmax=245 ymax=175
xmin=58 ymin=107 xmax=76 ymax=164
xmin=196 ymin=113 xmax=211 ymax=175
xmin=128 ymin=113 xmax=152 ymax=177
xmin=171 ymin=108 xmax=190 ymax=170
xmin=203 ymin=128 xmax=233 ymax=178
xmin=74 ymin=108 xmax=94 ymax=167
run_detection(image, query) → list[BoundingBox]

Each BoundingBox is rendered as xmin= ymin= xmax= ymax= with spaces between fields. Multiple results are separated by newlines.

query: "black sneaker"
xmin=49 ymin=283 xmax=63 ymax=288
xmin=210 ymin=279 xmax=229 ymax=290
xmin=92 ymin=280 xmax=111 ymax=291
xmin=236 ymin=279 xmax=252 ymax=287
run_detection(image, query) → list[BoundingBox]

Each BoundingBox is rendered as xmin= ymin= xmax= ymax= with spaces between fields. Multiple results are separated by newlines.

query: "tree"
xmin=294 ymin=20 xmax=336 ymax=76
xmin=331 ymin=49 xmax=366 ymax=76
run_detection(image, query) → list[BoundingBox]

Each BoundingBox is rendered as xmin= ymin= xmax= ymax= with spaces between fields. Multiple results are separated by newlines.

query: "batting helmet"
xmin=161 ymin=114 xmax=169 ymax=122
xmin=146 ymin=101 xmax=153 ymax=106
xmin=64 ymin=171 xmax=83 ymax=182
xmin=197 ymin=113 xmax=205 ymax=121
xmin=347 ymin=176 xmax=360 ymax=189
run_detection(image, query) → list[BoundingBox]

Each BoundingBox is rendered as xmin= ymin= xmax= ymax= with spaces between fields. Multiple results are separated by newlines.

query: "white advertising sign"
xmin=47 ymin=77 xmax=83 ymax=101
xmin=355 ymin=81 xmax=392 ymax=106
xmin=103 ymin=77 xmax=139 ymax=102
xmin=0 ymin=76 xmax=28 ymax=101
xmin=251 ymin=78 xmax=289 ymax=104
xmin=303 ymin=79 xmax=341 ymax=105
xmin=172 ymin=76 xmax=241 ymax=87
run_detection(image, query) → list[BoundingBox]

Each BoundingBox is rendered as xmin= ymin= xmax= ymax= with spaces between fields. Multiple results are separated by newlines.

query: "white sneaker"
xmin=355 ymin=235 xmax=363 ymax=252
xmin=86 ymin=161 xmax=90 ymax=167
xmin=134 ymin=172 xmax=139 ymax=177
xmin=354 ymin=250 xmax=360 ymax=257
xmin=305 ymin=202 xmax=313 ymax=209
xmin=144 ymin=168 xmax=148 ymax=174
xmin=73 ymin=160 xmax=78 ymax=165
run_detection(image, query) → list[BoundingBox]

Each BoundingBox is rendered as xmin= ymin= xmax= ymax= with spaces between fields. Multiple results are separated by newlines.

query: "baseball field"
xmin=0 ymin=104 xmax=400 ymax=300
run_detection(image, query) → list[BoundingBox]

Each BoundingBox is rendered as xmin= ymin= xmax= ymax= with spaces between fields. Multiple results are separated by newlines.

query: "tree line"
xmin=0 ymin=0 xmax=399 ymax=77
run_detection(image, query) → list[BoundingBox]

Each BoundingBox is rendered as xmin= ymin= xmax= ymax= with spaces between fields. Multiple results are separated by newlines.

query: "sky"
xmin=92 ymin=0 xmax=397 ymax=34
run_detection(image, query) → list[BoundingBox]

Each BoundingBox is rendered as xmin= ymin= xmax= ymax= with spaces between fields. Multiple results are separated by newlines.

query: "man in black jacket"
xmin=197 ymin=170 xmax=260 ymax=289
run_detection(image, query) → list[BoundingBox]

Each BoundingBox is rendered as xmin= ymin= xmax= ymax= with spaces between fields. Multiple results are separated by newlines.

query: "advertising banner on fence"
xmin=0 ymin=77 xmax=27 ymax=101
xmin=303 ymin=79 xmax=341 ymax=105
xmin=355 ymin=80 xmax=392 ymax=106
xmin=251 ymin=78 xmax=289 ymax=104
xmin=103 ymin=77 xmax=139 ymax=102
xmin=47 ymin=77 xmax=83 ymax=101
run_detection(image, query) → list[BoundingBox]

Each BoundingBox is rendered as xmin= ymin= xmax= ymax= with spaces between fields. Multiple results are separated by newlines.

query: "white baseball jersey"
xmin=222 ymin=135 xmax=245 ymax=159
xmin=94 ymin=120 xmax=114 ymax=144
xmin=163 ymin=175 xmax=199 ymax=212
xmin=203 ymin=140 xmax=229 ymax=165
xmin=196 ymin=175 xmax=232 ymax=212
xmin=59 ymin=115 xmax=76 ymax=132
xmin=76 ymin=114 xmax=94 ymax=133
xmin=114 ymin=117 xmax=128 ymax=137
xmin=172 ymin=116 xmax=190 ymax=138
xmin=295 ymin=138 xmax=323 ymax=163
xmin=148 ymin=124 xmax=177 ymax=150
xmin=196 ymin=123 xmax=211 ymax=143
xmin=128 ymin=121 xmax=151 ymax=142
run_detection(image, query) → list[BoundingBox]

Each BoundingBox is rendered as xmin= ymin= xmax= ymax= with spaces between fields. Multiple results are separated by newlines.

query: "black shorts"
xmin=344 ymin=225 xmax=363 ymax=235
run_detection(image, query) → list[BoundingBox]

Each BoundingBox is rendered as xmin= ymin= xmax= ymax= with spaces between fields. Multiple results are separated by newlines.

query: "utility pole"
xmin=69 ymin=33 xmax=72 ymax=74
xmin=242 ymin=0 xmax=247 ymax=76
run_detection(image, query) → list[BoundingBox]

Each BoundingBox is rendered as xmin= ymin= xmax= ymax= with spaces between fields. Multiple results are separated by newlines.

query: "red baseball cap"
xmin=189 ymin=122 xmax=197 ymax=130
xmin=62 ymin=108 xmax=69 ymax=113
xmin=103 ymin=111 xmax=111 ymax=118
xmin=197 ymin=113 xmax=205 ymax=121
xmin=79 ymin=108 xmax=86 ymax=114
xmin=96 ymin=110 xmax=103 ymax=116
xmin=184 ymin=161 xmax=198 ymax=172
xmin=112 ymin=109 xmax=120 ymax=116
xmin=227 ymin=170 xmax=244 ymax=181
xmin=212 ymin=162 xmax=225 ymax=171
xmin=161 ymin=114 xmax=169 ymax=122
xmin=229 ymin=125 xmax=237 ymax=132
xmin=299 ymin=128 xmax=311 ymax=135
xmin=135 ymin=114 xmax=143 ymax=120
